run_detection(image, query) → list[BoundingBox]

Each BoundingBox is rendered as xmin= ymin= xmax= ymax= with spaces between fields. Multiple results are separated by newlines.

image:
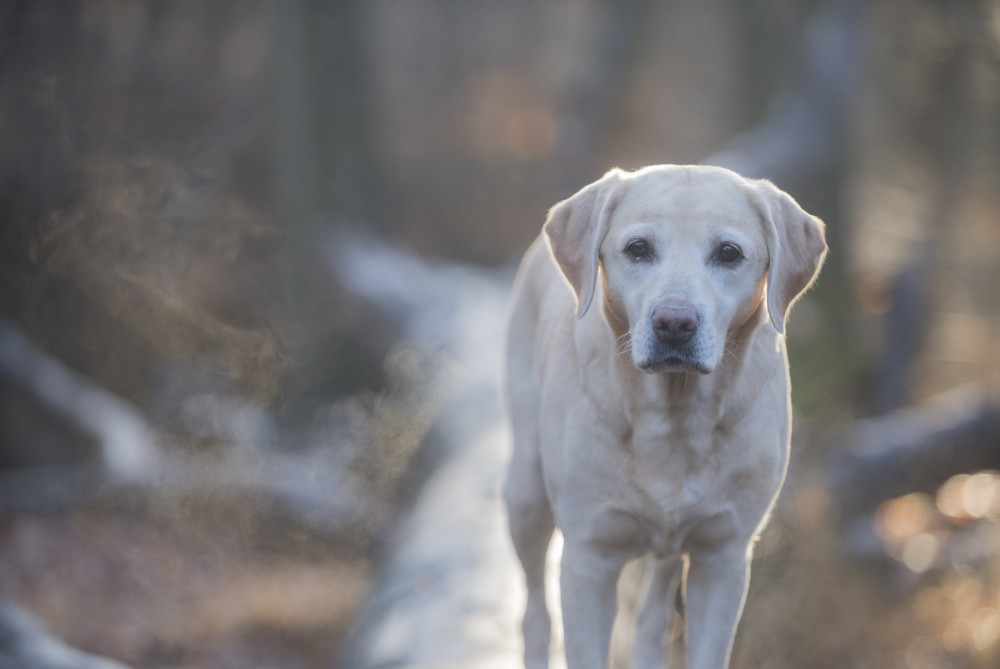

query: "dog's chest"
xmin=610 ymin=411 xmax=736 ymax=553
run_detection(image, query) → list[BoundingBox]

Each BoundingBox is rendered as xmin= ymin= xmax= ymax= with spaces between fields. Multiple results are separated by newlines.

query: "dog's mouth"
xmin=637 ymin=355 xmax=711 ymax=375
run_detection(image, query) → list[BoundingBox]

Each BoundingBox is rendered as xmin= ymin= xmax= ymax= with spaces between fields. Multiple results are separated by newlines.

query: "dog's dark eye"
xmin=626 ymin=240 xmax=651 ymax=261
xmin=717 ymin=243 xmax=742 ymax=264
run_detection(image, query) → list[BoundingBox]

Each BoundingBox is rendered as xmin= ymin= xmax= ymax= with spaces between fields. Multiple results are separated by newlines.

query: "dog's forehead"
xmin=617 ymin=167 xmax=758 ymax=231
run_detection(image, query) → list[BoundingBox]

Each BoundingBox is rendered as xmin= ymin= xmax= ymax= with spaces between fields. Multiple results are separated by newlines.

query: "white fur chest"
xmin=547 ymin=367 xmax=785 ymax=559
xmin=614 ymin=401 xmax=743 ymax=555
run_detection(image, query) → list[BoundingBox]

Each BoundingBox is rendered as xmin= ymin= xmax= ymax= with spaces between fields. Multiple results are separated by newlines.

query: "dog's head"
xmin=543 ymin=165 xmax=827 ymax=374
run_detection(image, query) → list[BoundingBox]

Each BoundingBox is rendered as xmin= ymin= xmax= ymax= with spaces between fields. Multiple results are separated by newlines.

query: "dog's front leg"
xmin=560 ymin=542 xmax=628 ymax=669
xmin=632 ymin=557 xmax=683 ymax=669
xmin=684 ymin=544 xmax=750 ymax=669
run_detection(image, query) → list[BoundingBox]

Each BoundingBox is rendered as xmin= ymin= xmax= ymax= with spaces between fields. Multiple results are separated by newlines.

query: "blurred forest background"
xmin=0 ymin=1 xmax=999 ymax=668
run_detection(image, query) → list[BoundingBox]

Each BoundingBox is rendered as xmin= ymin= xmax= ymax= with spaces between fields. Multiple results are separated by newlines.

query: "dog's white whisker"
xmin=722 ymin=340 xmax=741 ymax=365
xmin=614 ymin=332 xmax=633 ymax=357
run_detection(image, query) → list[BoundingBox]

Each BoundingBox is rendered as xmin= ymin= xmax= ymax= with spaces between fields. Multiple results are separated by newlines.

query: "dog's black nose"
xmin=652 ymin=302 xmax=699 ymax=345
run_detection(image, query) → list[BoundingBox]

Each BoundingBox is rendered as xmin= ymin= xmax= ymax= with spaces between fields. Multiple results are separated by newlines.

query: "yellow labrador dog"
xmin=504 ymin=165 xmax=826 ymax=669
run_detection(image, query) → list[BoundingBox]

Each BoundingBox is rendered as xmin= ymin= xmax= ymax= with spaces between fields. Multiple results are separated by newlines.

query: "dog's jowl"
xmin=504 ymin=165 xmax=826 ymax=669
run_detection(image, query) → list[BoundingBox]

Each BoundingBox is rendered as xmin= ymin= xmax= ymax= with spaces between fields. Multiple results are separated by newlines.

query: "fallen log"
xmin=0 ymin=319 xmax=156 ymax=509
xmin=328 ymin=231 xmax=542 ymax=667
xmin=0 ymin=600 xmax=133 ymax=669
xmin=830 ymin=383 xmax=1000 ymax=520
xmin=338 ymin=394 xmax=534 ymax=669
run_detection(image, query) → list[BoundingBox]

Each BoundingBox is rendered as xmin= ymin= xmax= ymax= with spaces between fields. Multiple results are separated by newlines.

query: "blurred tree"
xmin=0 ymin=1 xmax=287 ymax=406
xmin=270 ymin=0 xmax=389 ymax=400
xmin=872 ymin=4 xmax=986 ymax=413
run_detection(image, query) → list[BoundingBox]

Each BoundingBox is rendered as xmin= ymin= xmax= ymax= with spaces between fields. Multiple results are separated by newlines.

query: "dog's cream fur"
xmin=504 ymin=165 xmax=826 ymax=669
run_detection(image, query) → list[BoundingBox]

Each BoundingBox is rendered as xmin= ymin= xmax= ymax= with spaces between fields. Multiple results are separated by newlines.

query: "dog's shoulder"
xmin=509 ymin=236 xmax=576 ymax=340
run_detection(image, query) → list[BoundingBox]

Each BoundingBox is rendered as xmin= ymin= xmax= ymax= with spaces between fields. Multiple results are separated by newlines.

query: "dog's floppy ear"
xmin=543 ymin=168 xmax=627 ymax=319
xmin=751 ymin=179 xmax=828 ymax=335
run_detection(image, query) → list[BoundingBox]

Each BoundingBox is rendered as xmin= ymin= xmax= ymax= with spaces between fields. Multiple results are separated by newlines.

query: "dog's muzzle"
xmin=638 ymin=300 xmax=710 ymax=374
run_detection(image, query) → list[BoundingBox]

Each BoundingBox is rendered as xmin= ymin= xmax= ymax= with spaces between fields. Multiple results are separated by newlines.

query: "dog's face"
xmin=599 ymin=172 xmax=770 ymax=373
xmin=544 ymin=165 xmax=827 ymax=375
